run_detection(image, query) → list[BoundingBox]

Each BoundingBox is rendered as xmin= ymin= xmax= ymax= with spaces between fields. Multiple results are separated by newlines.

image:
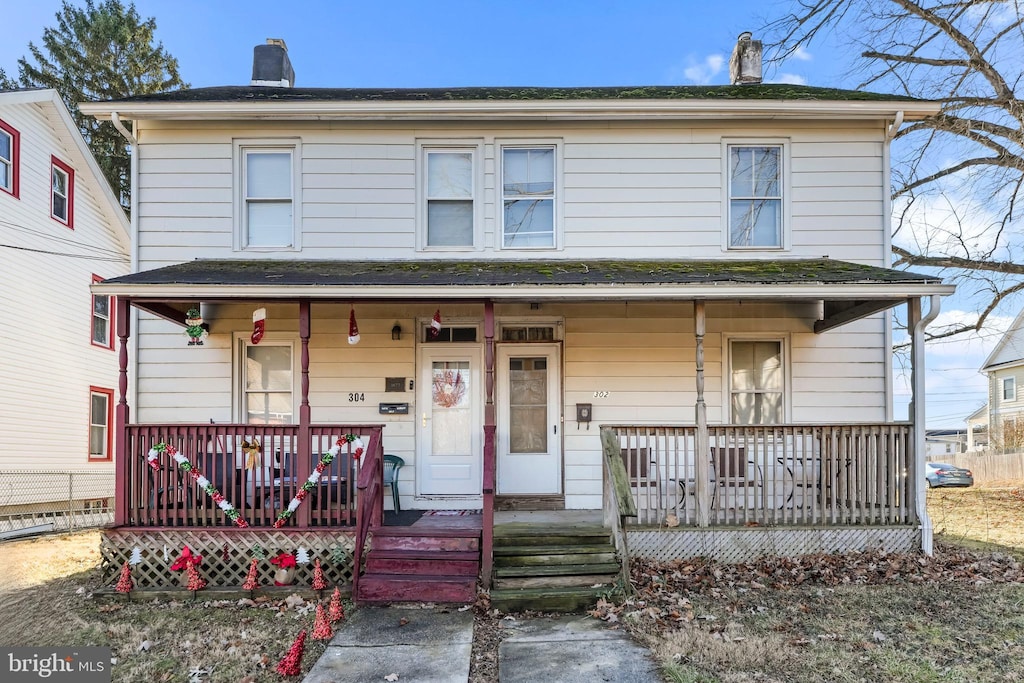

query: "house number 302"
xmin=593 ymin=391 xmax=609 ymax=398
xmin=348 ymin=393 xmax=365 ymax=402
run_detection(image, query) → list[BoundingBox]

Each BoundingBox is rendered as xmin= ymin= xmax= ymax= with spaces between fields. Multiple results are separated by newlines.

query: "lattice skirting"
xmin=627 ymin=526 xmax=921 ymax=564
xmin=101 ymin=528 xmax=356 ymax=589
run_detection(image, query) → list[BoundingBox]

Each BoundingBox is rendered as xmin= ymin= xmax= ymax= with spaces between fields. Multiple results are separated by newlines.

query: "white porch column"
xmin=909 ymin=295 xmax=941 ymax=555
xmin=694 ymin=300 xmax=711 ymax=527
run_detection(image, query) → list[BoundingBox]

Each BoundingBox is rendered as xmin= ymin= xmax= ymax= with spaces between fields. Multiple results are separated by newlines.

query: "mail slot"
xmin=378 ymin=402 xmax=410 ymax=415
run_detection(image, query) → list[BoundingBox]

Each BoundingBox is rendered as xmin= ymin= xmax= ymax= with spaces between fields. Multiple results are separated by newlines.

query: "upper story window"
xmin=1003 ymin=376 xmax=1016 ymax=401
xmin=235 ymin=140 xmax=300 ymax=250
xmin=0 ymin=118 xmax=19 ymax=198
xmin=424 ymin=147 xmax=477 ymax=248
xmin=502 ymin=145 xmax=557 ymax=249
xmin=91 ymin=274 xmax=113 ymax=349
xmin=729 ymin=339 xmax=784 ymax=424
xmin=51 ymin=156 xmax=75 ymax=228
xmin=726 ymin=143 xmax=784 ymax=249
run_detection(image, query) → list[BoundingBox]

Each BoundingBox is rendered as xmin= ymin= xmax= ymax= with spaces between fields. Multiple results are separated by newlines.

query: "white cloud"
xmin=673 ymin=54 xmax=725 ymax=85
xmin=791 ymin=45 xmax=813 ymax=61
xmin=767 ymin=73 xmax=808 ymax=85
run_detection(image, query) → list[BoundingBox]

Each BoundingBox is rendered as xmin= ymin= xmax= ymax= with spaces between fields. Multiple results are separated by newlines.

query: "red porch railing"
xmin=608 ymin=423 xmax=914 ymax=527
xmin=121 ymin=424 xmax=384 ymax=528
xmin=351 ymin=433 xmax=384 ymax=599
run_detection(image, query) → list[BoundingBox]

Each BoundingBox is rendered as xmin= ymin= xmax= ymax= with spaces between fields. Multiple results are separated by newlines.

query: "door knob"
xmin=422 ymin=413 xmax=427 ymax=427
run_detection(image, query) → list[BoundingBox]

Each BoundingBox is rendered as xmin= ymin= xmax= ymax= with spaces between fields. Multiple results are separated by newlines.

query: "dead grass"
xmin=0 ymin=531 xmax=339 ymax=682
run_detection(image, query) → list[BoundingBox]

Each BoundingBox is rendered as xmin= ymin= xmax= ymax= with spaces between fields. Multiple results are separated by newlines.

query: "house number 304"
xmin=348 ymin=393 xmax=365 ymax=402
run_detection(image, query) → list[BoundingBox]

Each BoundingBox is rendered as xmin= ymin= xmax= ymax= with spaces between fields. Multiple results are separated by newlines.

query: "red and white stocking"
xmin=348 ymin=308 xmax=361 ymax=345
xmin=429 ymin=309 xmax=442 ymax=338
xmin=251 ymin=308 xmax=266 ymax=345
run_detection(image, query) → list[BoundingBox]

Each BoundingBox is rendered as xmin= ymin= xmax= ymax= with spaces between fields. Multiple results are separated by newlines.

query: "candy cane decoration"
xmin=147 ymin=442 xmax=249 ymax=528
xmin=272 ymin=435 xmax=364 ymax=528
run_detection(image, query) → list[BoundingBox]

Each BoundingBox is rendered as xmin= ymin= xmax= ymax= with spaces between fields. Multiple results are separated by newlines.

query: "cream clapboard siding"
xmin=0 ymin=96 xmax=129 ymax=478
xmin=134 ymin=119 xmax=887 ymax=269
xmin=134 ymin=301 xmax=886 ymax=510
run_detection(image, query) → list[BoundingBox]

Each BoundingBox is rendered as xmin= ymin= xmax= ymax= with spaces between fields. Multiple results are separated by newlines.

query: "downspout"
xmin=882 ymin=111 xmax=903 ymax=422
xmin=910 ymin=294 xmax=941 ymax=555
xmin=110 ymin=112 xmax=140 ymax=431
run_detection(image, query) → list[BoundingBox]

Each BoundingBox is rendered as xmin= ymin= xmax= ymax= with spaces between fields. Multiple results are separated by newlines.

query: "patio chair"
xmin=384 ymin=454 xmax=405 ymax=512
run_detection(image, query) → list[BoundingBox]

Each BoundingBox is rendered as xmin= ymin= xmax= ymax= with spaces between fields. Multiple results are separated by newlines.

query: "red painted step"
xmin=366 ymin=549 xmax=479 ymax=576
xmin=357 ymin=574 xmax=477 ymax=603
xmin=371 ymin=529 xmax=480 ymax=553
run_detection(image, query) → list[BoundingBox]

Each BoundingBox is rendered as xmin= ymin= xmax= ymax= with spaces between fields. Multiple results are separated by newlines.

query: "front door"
xmin=497 ymin=344 xmax=562 ymax=494
xmin=417 ymin=346 xmax=482 ymax=498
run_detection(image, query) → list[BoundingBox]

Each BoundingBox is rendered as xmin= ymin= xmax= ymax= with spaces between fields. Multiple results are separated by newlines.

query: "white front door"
xmin=497 ymin=344 xmax=562 ymax=495
xmin=417 ymin=346 xmax=482 ymax=497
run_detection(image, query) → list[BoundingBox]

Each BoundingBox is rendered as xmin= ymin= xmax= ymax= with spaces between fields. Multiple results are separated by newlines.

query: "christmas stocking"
xmin=429 ymin=308 xmax=442 ymax=338
xmin=348 ymin=308 xmax=361 ymax=345
xmin=252 ymin=308 xmax=266 ymax=345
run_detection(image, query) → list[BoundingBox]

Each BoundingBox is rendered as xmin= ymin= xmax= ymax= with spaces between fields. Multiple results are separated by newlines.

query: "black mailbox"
xmin=378 ymin=403 xmax=410 ymax=415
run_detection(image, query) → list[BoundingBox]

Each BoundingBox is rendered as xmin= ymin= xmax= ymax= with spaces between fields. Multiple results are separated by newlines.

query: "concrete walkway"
xmin=302 ymin=607 xmax=661 ymax=683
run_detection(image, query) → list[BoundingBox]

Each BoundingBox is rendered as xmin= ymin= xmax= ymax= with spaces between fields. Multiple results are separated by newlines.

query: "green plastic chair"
xmin=383 ymin=454 xmax=405 ymax=512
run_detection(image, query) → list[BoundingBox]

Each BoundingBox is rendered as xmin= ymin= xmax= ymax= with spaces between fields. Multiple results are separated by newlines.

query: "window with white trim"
xmin=236 ymin=141 xmax=298 ymax=249
xmin=726 ymin=144 xmax=783 ymax=249
xmin=501 ymin=145 xmax=556 ymax=248
xmin=242 ymin=341 xmax=294 ymax=424
xmin=51 ymin=156 xmax=74 ymax=227
xmin=89 ymin=387 xmax=113 ymax=460
xmin=729 ymin=340 xmax=784 ymax=424
xmin=1003 ymin=376 xmax=1016 ymax=401
xmin=0 ymin=118 xmax=19 ymax=197
xmin=91 ymin=274 xmax=113 ymax=349
xmin=423 ymin=146 xmax=477 ymax=247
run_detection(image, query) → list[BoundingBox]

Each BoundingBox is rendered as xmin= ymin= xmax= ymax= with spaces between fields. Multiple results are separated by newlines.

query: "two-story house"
xmin=82 ymin=37 xmax=952 ymax=607
xmin=975 ymin=308 xmax=1024 ymax=452
xmin=0 ymin=88 xmax=130 ymax=536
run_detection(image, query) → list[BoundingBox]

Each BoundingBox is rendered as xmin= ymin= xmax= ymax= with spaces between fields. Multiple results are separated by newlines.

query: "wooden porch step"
xmin=489 ymin=586 xmax=608 ymax=613
xmin=357 ymin=573 xmax=477 ymax=603
xmin=365 ymin=549 xmax=479 ymax=576
xmin=493 ymin=546 xmax=617 ymax=566
xmin=494 ymin=532 xmax=611 ymax=546
xmin=370 ymin=528 xmax=480 ymax=553
xmin=493 ymin=573 xmax=618 ymax=590
xmin=493 ymin=562 xmax=620 ymax=578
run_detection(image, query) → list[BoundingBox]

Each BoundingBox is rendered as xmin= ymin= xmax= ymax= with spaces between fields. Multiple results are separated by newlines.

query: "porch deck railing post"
xmin=481 ymin=301 xmax=496 ymax=588
xmin=693 ymin=301 xmax=711 ymax=527
xmin=114 ymin=296 xmax=131 ymax=527
xmin=297 ymin=300 xmax=312 ymax=527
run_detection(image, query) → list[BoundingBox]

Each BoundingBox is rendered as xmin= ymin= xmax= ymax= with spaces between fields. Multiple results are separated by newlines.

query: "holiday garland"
xmin=272 ymin=435 xmax=364 ymax=528
xmin=146 ymin=443 xmax=249 ymax=528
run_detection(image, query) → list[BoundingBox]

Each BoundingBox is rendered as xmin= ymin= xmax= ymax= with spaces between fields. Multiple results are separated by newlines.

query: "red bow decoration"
xmin=170 ymin=545 xmax=202 ymax=571
xmin=270 ymin=551 xmax=297 ymax=569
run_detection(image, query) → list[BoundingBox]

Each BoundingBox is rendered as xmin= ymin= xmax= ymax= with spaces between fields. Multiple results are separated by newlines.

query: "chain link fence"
xmin=0 ymin=471 xmax=114 ymax=539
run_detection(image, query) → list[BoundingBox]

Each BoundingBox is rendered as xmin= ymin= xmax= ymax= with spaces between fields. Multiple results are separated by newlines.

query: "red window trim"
xmin=51 ymin=155 xmax=75 ymax=228
xmin=88 ymin=386 xmax=114 ymax=462
xmin=91 ymin=274 xmax=115 ymax=349
xmin=0 ymin=118 xmax=19 ymax=199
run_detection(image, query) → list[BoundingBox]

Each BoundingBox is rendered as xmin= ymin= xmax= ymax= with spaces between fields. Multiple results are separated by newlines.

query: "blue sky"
xmin=3 ymin=0 xmax=1000 ymax=428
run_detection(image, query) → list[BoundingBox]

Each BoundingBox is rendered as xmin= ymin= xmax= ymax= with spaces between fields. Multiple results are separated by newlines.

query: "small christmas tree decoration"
xmin=251 ymin=543 xmax=267 ymax=560
xmin=348 ymin=307 xmax=360 ymax=345
xmin=115 ymin=562 xmax=133 ymax=593
xmin=296 ymin=547 xmax=311 ymax=565
xmin=186 ymin=563 xmax=207 ymax=591
xmin=328 ymin=587 xmax=344 ymax=623
xmin=311 ymin=559 xmax=326 ymax=591
xmin=275 ymin=629 xmax=306 ymax=677
xmin=312 ymin=604 xmax=332 ymax=641
xmin=331 ymin=544 xmax=348 ymax=566
xmin=129 ymin=546 xmax=143 ymax=565
xmin=242 ymin=558 xmax=259 ymax=591
xmin=251 ymin=307 xmax=266 ymax=345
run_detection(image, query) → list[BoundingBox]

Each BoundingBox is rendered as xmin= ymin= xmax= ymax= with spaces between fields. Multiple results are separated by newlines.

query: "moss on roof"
xmin=101 ymin=84 xmax=927 ymax=104
xmin=105 ymin=258 xmax=942 ymax=288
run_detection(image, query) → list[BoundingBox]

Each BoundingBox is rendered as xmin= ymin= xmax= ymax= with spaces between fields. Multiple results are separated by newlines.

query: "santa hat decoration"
xmin=251 ymin=308 xmax=266 ymax=345
xmin=348 ymin=308 xmax=360 ymax=345
xmin=429 ymin=308 xmax=442 ymax=339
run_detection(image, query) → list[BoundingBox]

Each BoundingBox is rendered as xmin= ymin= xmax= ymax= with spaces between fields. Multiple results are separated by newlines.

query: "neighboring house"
xmin=81 ymin=36 xmax=953 ymax=602
xmin=977 ymin=309 xmax=1024 ymax=451
xmin=924 ymin=429 xmax=970 ymax=458
xmin=965 ymin=404 xmax=988 ymax=452
xmin=0 ymin=89 xmax=130 ymax=533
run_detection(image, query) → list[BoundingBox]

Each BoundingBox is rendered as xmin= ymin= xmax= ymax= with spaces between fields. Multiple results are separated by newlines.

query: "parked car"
xmin=925 ymin=462 xmax=974 ymax=488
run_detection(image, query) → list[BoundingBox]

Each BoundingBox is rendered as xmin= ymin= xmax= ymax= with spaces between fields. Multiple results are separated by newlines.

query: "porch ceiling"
xmin=96 ymin=259 xmax=953 ymax=332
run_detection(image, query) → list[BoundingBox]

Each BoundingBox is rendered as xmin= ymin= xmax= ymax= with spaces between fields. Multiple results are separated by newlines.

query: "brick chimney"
xmin=251 ymin=38 xmax=294 ymax=87
xmin=729 ymin=32 xmax=762 ymax=85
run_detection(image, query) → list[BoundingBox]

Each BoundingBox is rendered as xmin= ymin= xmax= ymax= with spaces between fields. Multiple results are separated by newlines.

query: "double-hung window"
xmin=237 ymin=141 xmax=298 ymax=249
xmin=242 ymin=341 xmax=294 ymax=424
xmin=0 ymin=118 xmax=19 ymax=198
xmin=726 ymin=143 xmax=784 ymax=249
xmin=729 ymin=340 xmax=784 ymax=424
xmin=424 ymin=147 xmax=476 ymax=247
xmin=89 ymin=387 xmax=113 ymax=461
xmin=502 ymin=145 xmax=556 ymax=248
xmin=1003 ymin=377 xmax=1016 ymax=402
xmin=51 ymin=156 xmax=74 ymax=227
xmin=91 ymin=274 xmax=113 ymax=349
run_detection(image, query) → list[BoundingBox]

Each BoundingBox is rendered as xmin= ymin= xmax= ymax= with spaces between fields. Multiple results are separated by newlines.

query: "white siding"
xmin=0 ymin=97 xmax=129 ymax=474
